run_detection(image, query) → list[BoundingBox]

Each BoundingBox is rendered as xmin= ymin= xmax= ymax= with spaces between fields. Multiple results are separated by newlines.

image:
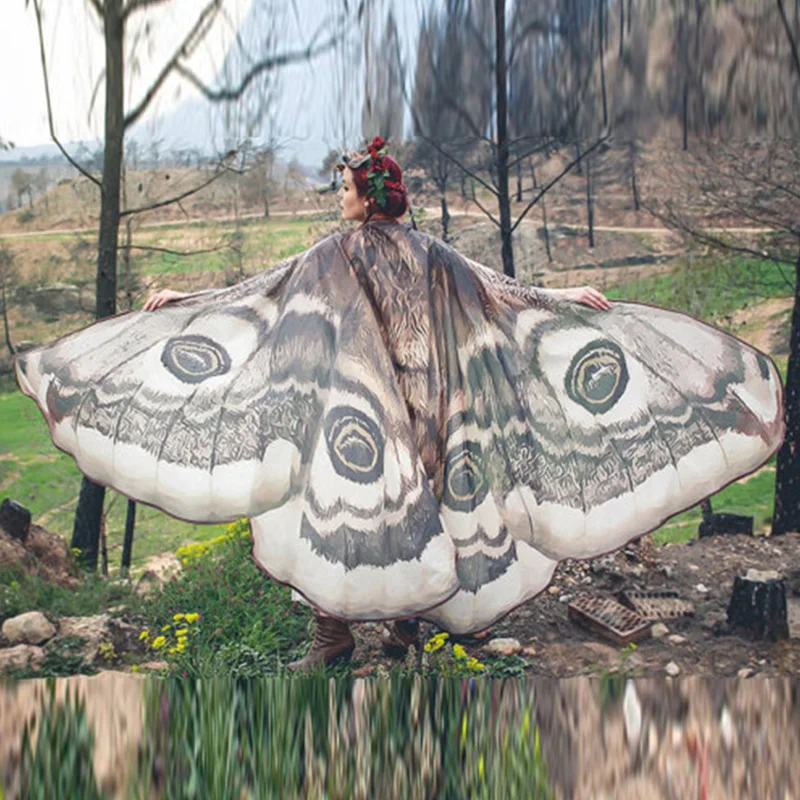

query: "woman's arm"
xmin=142 ymin=288 xmax=200 ymax=311
xmin=543 ymin=286 xmax=612 ymax=311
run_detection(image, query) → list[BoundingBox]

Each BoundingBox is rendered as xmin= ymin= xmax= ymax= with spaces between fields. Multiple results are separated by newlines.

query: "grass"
xmin=605 ymin=254 xmax=793 ymax=324
xmin=0 ymin=389 xmax=227 ymax=571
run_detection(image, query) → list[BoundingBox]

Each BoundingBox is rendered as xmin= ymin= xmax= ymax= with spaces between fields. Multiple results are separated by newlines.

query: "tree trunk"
xmin=629 ymin=139 xmax=640 ymax=211
xmin=598 ymin=0 xmax=608 ymax=127
xmin=531 ymin=161 xmax=552 ymax=263
xmin=71 ymin=0 xmax=125 ymax=571
xmin=495 ymin=0 xmax=515 ymax=278
xmin=516 ymin=160 xmax=523 ymax=203
xmin=619 ymin=0 xmax=625 ymax=59
xmin=440 ymin=192 xmax=450 ymax=242
xmin=121 ymin=499 xmax=136 ymax=577
xmin=772 ymin=257 xmax=800 ymax=535
xmin=0 ymin=279 xmax=13 ymax=356
xmin=585 ymin=151 xmax=595 ymax=249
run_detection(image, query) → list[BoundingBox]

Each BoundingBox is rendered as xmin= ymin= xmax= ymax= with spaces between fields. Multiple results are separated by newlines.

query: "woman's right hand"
xmin=143 ymin=289 xmax=188 ymax=312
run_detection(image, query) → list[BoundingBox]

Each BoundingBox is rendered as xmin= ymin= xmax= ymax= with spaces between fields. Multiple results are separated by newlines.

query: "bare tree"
xmin=29 ymin=0 xmax=341 ymax=571
xmin=0 ymin=242 xmax=17 ymax=356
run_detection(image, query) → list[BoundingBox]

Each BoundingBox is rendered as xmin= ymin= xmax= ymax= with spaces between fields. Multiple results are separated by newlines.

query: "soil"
xmin=351 ymin=532 xmax=800 ymax=680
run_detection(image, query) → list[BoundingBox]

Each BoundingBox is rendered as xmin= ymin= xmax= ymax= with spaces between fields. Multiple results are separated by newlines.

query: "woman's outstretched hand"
xmin=557 ymin=286 xmax=612 ymax=311
xmin=143 ymin=289 xmax=188 ymax=312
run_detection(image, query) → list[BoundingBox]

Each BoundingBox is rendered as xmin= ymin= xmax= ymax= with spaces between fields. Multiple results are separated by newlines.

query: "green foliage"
xmin=137 ymin=520 xmax=310 ymax=676
xmin=607 ymin=254 xmax=792 ymax=325
xmin=594 ymin=642 xmax=641 ymax=712
xmin=0 ymin=566 xmax=138 ymax=623
xmin=19 ymin=682 xmax=102 ymax=800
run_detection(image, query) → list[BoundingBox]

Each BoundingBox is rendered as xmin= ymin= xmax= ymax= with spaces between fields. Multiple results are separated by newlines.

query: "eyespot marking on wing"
xmin=324 ymin=406 xmax=384 ymax=483
xmin=161 ymin=335 xmax=231 ymax=383
xmin=565 ymin=339 xmax=629 ymax=415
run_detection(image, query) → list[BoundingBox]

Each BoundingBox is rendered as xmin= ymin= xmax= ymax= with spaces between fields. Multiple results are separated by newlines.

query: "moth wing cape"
xmin=15 ymin=224 xmax=784 ymax=633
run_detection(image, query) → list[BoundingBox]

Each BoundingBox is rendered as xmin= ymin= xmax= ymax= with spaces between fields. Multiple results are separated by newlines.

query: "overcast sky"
xmin=0 ymin=0 xmax=420 ymax=169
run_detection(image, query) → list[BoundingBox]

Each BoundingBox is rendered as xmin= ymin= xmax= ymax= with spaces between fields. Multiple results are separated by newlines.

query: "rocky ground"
xmin=351 ymin=532 xmax=800 ymax=680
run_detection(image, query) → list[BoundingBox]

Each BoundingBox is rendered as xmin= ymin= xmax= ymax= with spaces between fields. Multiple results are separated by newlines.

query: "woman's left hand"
xmin=557 ymin=286 xmax=612 ymax=311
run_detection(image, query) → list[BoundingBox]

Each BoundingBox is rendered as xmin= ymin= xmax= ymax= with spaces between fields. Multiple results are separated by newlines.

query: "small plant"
xmin=421 ymin=632 xmax=486 ymax=676
xmin=596 ymin=642 xmax=640 ymax=710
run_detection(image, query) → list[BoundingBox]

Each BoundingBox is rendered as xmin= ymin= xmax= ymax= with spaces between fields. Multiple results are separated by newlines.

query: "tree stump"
xmin=726 ymin=569 xmax=789 ymax=641
xmin=698 ymin=498 xmax=753 ymax=538
xmin=0 ymin=498 xmax=31 ymax=542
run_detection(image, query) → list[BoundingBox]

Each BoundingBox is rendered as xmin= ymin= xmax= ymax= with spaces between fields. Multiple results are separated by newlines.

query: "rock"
xmin=623 ymin=680 xmax=642 ymax=751
xmin=54 ymin=615 xmax=145 ymax=662
xmin=2 ymin=611 xmax=56 ymax=645
xmin=558 ymin=594 xmax=573 ymax=603
xmin=484 ymin=638 xmax=521 ymax=657
xmin=0 ymin=520 xmax=76 ymax=587
xmin=737 ymin=667 xmax=754 ymax=678
xmin=0 ymin=499 xmax=31 ymax=541
xmin=651 ymin=622 xmax=670 ymax=639
xmin=660 ymin=565 xmax=675 ymax=580
xmin=135 ymin=570 xmax=163 ymax=598
xmin=522 ymin=646 xmax=537 ymax=657
xmin=0 ymin=644 xmax=46 ymax=672
xmin=668 ymin=635 xmax=687 ymax=645
xmin=32 ymin=282 xmax=83 ymax=314
xmin=138 ymin=660 xmax=169 ymax=672
xmin=695 ymin=583 xmax=709 ymax=594
xmin=665 ymin=661 xmax=681 ymax=677
xmin=547 ymin=585 xmax=561 ymax=595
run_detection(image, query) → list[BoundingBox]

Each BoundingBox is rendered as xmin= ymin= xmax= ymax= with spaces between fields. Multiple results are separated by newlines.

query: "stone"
xmin=660 ymin=565 xmax=675 ymax=580
xmin=0 ymin=499 xmax=31 ymax=541
xmin=665 ymin=661 xmax=681 ymax=677
xmin=558 ymin=594 xmax=573 ymax=603
xmin=0 ymin=644 xmax=45 ymax=672
xmin=522 ymin=646 xmax=537 ymax=657
xmin=138 ymin=660 xmax=169 ymax=672
xmin=54 ymin=615 xmax=145 ymax=662
xmin=2 ymin=611 xmax=56 ymax=645
xmin=547 ymin=585 xmax=561 ymax=595
xmin=737 ymin=667 xmax=754 ymax=678
xmin=32 ymin=282 xmax=83 ymax=314
xmin=484 ymin=637 xmax=521 ymax=657
xmin=651 ymin=622 xmax=670 ymax=639
xmin=695 ymin=583 xmax=709 ymax=594
xmin=668 ymin=635 xmax=687 ymax=645
xmin=135 ymin=570 xmax=163 ymax=599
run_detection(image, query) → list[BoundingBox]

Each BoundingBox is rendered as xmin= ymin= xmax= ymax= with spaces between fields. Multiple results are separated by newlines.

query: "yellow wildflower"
xmin=453 ymin=644 xmax=467 ymax=660
xmin=168 ymin=647 xmax=177 ymax=655
xmin=131 ymin=665 xmax=140 ymax=674
xmin=176 ymin=642 xmax=187 ymax=652
xmin=424 ymin=632 xmax=449 ymax=653
xmin=151 ymin=636 xmax=166 ymax=649
xmin=185 ymin=613 xmax=200 ymax=624
xmin=175 ymin=628 xmax=188 ymax=637
xmin=161 ymin=624 xmax=171 ymax=632
xmin=173 ymin=613 xmax=185 ymax=621
xmin=467 ymin=658 xmax=485 ymax=671
xmin=138 ymin=630 xmax=150 ymax=641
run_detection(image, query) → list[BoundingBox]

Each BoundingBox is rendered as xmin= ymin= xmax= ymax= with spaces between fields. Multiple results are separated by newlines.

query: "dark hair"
xmin=338 ymin=138 xmax=409 ymax=219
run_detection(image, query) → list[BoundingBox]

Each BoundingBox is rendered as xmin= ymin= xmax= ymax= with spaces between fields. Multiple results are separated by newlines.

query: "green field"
xmin=0 ymin=390 xmax=228 ymax=571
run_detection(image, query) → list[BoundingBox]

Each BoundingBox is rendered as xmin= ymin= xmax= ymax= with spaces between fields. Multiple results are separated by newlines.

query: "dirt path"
xmin=730 ymin=297 xmax=794 ymax=354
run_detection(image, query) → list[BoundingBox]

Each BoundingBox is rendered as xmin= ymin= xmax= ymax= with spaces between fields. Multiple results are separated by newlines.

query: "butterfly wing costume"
xmin=15 ymin=221 xmax=785 ymax=633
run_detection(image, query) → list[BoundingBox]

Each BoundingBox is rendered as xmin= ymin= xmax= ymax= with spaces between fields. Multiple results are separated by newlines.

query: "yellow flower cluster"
xmin=423 ymin=632 xmax=485 ymax=672
xmin=176 ymin=520 xmax=251 ymax=565
xmin=139 ymin=612 xmax=200 ymax=656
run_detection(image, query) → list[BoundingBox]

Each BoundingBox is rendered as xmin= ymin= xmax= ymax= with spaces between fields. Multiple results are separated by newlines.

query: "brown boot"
xmin=288 ymin=613 xmax=355 ymax=672
xmin=381 ymin=618 xmax=420 ymax=655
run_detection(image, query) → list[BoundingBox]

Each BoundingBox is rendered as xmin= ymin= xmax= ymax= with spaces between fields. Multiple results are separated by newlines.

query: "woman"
xmin=15 ymin=138 xmax=784 ymax=671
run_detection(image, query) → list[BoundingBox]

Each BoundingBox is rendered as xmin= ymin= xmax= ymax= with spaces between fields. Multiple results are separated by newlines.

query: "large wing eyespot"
xmin=324 ymin=406 xmax=384 ymax=483
xmin=444 ymin=442 xmax=488 ymax=511
xmin=161 ymin=335 xmax=231 ymax=383
xmin=565 ymin=339 xmax=629 ymax=414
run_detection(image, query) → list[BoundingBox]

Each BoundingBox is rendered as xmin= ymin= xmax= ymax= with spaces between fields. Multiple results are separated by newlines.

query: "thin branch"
xmin=87 ymin=0 xmax=104 ymax=17
xmin=777 ymin=0 xmax=800 ymax=80
xmin=124 ymin=0 xmax=221 ymax=129
xmin=511 ymin=134 xmax=610 ymax=233
xmin=415 ymin=131 xmax=498 ymax=195
xmin=121 ymin=158 xmax=232 ymax=216
xmin=120 ymin=243 xmax=229 ymax=256
xmin=176 ymin=30 xmax=339 ymax=102
xmin=470 ymin=188 xmax=501 ymax=227
xmin=31 ymin=0 xmax=102 ymax=188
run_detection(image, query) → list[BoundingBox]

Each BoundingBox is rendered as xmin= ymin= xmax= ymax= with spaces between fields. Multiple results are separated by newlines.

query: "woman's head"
xmin=337 ymin=136 xmax=408 ymax=222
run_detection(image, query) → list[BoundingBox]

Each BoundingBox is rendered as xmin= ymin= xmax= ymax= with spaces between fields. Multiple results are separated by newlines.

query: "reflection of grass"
xmin=1 ymin=390 xmax=225 ymax=570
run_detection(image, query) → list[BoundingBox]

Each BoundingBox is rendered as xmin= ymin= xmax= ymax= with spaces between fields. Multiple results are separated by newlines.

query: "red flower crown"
xmin=342 ymin=136 xmax=406 ymax=210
